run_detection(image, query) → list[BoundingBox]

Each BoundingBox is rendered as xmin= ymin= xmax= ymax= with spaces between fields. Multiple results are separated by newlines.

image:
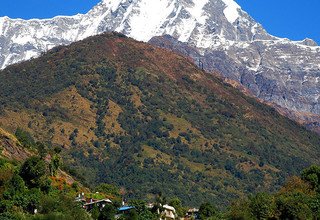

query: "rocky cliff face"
xmin=149 ymin=35 xmax=320 ymax=131
xmin=0 ymin=127 xmax=32 ymax=161
xmin=0 ymin=0 xmax=319 ymax=123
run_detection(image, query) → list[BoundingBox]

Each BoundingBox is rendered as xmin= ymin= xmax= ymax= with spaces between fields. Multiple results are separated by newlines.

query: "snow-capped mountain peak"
xmin=0 ymin=0 xmax=320 ymax=122
xmin=0 ymin=0 xmax=270 ymax=69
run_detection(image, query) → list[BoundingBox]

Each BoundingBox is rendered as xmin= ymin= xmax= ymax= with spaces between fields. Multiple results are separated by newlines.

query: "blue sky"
xmin=235 ymin=0 xmax=320 ymax=43
xmin=0 ymin=0 xmax=319 ymax=44
xmin=0 ymin=0 xmax=100 ymax=19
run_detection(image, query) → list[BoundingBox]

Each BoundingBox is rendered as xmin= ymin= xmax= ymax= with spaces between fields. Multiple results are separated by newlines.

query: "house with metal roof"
xmin=82 ymin=198 xmax=113 ymax=211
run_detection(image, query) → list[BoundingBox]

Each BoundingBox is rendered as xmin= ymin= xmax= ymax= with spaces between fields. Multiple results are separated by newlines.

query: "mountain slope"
xmin=0 ymin=32 xmax=320 ymax=206
xmin=149 ymin=35 xmax=320 ymax=133
xmin=1 ymin=0 xmax=320 ymax=133
xmin=0 ymin=127 xmax=32 ymax=161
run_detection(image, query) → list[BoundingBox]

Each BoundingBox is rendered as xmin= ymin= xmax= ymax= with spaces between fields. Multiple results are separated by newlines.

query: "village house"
xmin=147 ymin=203 xmax=177 ymax=219
xmin=118 ymin=206 xmax=135 ymax=214
xmin=162 ymin=204 xmax=177 ymax=220
xmin=75 ymin=193 xmax=112 ymax=211
xmin=83 ymin=198 xmax=113 ymax=211
xmin=115 ymin=206 xmax=136 ymax=219
xmin=185 ymin=208 xmax=200 ymax=219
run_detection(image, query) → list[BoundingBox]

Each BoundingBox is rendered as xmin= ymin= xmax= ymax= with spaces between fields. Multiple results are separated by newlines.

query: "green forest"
xmin=0 ymin=33 xmax=320 ymax=218
xmin=1 ymin=146 xmax=320 ymax=220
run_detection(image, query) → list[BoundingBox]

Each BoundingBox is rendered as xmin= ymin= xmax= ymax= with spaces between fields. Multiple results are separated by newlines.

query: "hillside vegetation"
xmin=1 ymin=127 xmax=320 ymax=219
xmin=0 ymin=32 xmax=319 ymax=206
xmin=0 ymin=126 xmax=91 ymax=219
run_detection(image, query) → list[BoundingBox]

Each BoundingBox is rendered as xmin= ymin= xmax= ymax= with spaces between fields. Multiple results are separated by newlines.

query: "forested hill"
xmin=0 ymin=32 xmax=319 ymax=206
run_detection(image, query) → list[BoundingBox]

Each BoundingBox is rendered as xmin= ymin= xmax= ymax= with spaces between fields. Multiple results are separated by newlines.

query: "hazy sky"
xmin=0 ymin=0 xmax=319 ymax=44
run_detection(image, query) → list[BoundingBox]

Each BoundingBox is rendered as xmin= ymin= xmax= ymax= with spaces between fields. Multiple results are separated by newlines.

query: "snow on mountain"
xmin=0 ymin=0 xmax=320 ymax=119
xmin=0 ymin=0 xmax=273 ymax=69
xmin=221 ymin=0 xmax=241 ymax=23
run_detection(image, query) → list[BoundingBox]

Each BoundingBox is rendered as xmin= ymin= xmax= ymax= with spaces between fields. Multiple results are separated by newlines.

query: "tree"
xmin=227 ymin=200 xmax=254 ymax=220
xmin=138 ymin=210 xmax=158 ymax=220
xmin=0 ymin=166 xmax=14 ymax=188
xmin=23 ymin=188 xmax=42 ymax=213
xmin=91 ymin=205 xmax=101 ymax=220
xmin=199 ymin=202 xmax=217 ymax=220
xmin=123 ymin=209 xmax=138 ymax=220
xmin=309 ymin=194 xmax=320 ymax=219
xmin=129 ymin=200 xmax=158 ymax=220
xmin=301 ymin=165 xmax=320 ymax=191
xmin=53 ymin=146 xmax=62 ymax=154
xmin=95 ymin=183 xmax=120 ymax=197
xmin=7 ymin=173 xmax=26 ymax=195
xmin=98 ymin=204 xmax=116 ymax=220
xmin=49 ymin=154 xmax=61 ymax=176
xmin=153 ymin=192 xmax=167 ymax=214
xmin=276 ymin=192 xmax=313 ymax=220
xmin=19 ymin=156 xmax=47 ymax=188
xmin=36 ymin=142 xmax=47 ymax=159
xmin=129 ymin=199 xmax=147 ymax=214
xmin=279 ymin=176 xmax=313 ymax=195
xmin=39 ymin=193 xmax=91 ymax=220
xmin=169 ymin=197 xmax=185 ymax=217
xmin=249 ymin=193 xmax=275 ymax=219
xmin=15 ymin=128 xmax=35 ymax=148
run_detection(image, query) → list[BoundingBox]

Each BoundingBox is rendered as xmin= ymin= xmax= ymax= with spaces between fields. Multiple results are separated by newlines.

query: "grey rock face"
xmin=300 ymin=38 xmax=318 ymax=47
xmin=227 ymin=40 xmax=320 ymax=115
xmin=0 ymin=0 xmax=320 ymax=117
xmin=150 ymin=35 xmax=320 ymax=117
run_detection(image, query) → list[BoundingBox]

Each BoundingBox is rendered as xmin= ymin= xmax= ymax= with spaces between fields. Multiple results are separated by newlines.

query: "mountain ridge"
xmin=149 ymin=34 xmax=320 ymax=133
xmin=0 ymin=0 xmax=318 ymax=70
xmin=0 ymin=32 xmax=320 ymax=206
xmin=1 ymin=0 xmax=320 ymax=132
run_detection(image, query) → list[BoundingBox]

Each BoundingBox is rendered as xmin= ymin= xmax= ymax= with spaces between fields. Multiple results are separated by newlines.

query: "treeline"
xmin=122 ymin=165 xmax=320 ymax=220
xmin=0 ymin=155 xmax=91 ymax=220
xmin=0 ymin=127 xmax=94 ymax=219
xmin=1 ymin=149 xmax=320 ymax=220
xmin=86 ymin=165 xmax=320 ymax=220
xmin=225 ymin=165 xmax=320 ymax=220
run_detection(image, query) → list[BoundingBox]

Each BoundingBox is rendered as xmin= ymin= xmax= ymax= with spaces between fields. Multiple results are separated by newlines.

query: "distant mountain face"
xmin=0 ymin=0 xmax=320 ymax=123
xmin=149 ymin=35 xmax=320 ymax=133
xmin=1 ymin=33 xmax=320 ymax=206
xmin=0 ymin=0 xmax=272 ymax=68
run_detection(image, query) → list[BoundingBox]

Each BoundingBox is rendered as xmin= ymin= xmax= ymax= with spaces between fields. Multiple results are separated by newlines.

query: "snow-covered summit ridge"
xmin=221 ymin=0 xmax=241 ymax=23
xmin=0 ymin=0 xmax=318 ymax=70
xmin=1 ymin=0 xmax=320 ymax=124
